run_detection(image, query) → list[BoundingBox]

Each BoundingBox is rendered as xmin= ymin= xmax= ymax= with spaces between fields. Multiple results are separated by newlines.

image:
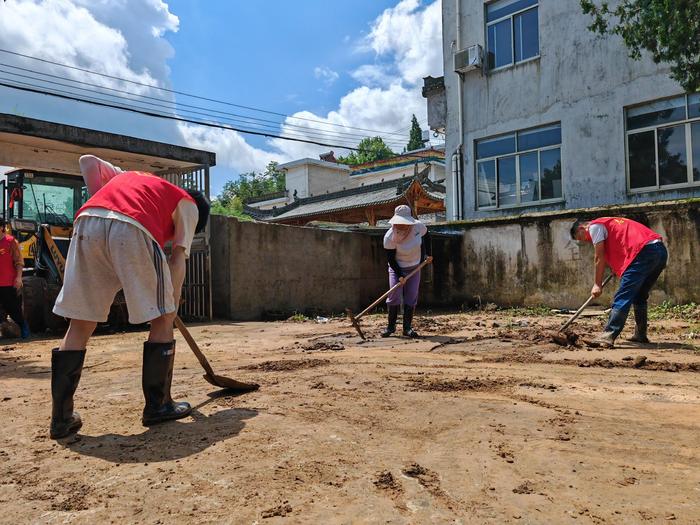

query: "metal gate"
xmin=158 ymin=165 xmax=212 ymax=321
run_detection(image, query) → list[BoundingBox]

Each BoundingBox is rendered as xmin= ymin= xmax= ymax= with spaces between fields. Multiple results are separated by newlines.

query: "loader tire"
xmin=107 ymin=291 xmax=129 ymax=328
xmin=44 ymin=282 xmax=68 ymax=333
xmin=22 ymin=275 xmax=47 ymax=333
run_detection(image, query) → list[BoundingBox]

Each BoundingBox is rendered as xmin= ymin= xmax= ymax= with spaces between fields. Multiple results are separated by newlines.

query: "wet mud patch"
xmin=512 ymin=481 xmax=537 ymax=494
xmin=499 ymin=327 xmax=580 ymax=347
xmin=519 ymin=381 xmax=558 ymax=391
xmin=411 ymin=317 xmax=470 ymax=333
xmin=240 ymin=358 xmax=330 ymax=372
xmin=50 ymin=481 xmax=93 ymax=511
xmin=261 ymin=503 xmax=292 ymax=518
xmin=401 ymin=463 xmax=454 ymax=507
xmin=575 ymin=358 xmax=700 ymax=373
xmin=548 ymin=330 xmax=580 ymax=346
xmin=373 ymin=471 xmax=407 ymax=512
xmin=374 ymin=471 xmax=403 ymax=492
xmin=492 ymin=350 xmax=546 ymax=364
xmin=409 ymin=376 xmax=513 ymax=393
xmin=302 ymin=340 xmax=345 ymax=352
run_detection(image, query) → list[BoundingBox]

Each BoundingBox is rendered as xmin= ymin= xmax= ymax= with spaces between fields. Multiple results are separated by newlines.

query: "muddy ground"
xmin=1 ymin=310 xmax=699 ymax=524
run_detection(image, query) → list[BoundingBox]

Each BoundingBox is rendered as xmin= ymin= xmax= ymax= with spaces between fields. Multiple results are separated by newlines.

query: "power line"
xmin=0 ymin=72 xmax=401 ymax=149
xmin=0 ymin=80 xmax=370 ymax=151
xmin=0 ymin=47 xmax=410 ymax=138
xmin=0 ymin=80 xmax=442 ymax=161
xmin=0 ymin=62 xmax=407 ymax=146
xmin=0 ymin=79 xmax=372 ymax=149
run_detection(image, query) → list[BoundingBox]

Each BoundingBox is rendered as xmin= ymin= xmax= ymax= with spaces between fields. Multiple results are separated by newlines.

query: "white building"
xmin=246 ymin=147 xmax=446 ymax=211
xmin=426 ymin=0 xmax=700 ymax=220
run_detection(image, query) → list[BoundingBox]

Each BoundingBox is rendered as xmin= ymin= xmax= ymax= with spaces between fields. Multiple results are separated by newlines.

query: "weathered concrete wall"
xmin=211 ymin=201 xmax=699 ymax=320
xmin=428 ymin=200 xmax=700 ymax=308
xmin=442 ymin=1 xmax=700 ymax=221
xmin=210 ymin=216 xmax=386 ymax=321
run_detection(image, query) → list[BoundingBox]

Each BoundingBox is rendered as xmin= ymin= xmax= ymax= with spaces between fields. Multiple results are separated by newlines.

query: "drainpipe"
xmin=453 ymin=0 xmax=465 ymax=220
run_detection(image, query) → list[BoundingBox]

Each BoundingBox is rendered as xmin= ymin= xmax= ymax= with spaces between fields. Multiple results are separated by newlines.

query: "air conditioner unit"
xmin=454 ymin=44 xmax=483 ymax=73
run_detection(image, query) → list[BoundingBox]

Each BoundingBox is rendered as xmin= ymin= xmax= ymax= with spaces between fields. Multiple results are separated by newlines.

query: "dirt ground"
xmin=1 ymin=309 xmax=699 ymax=524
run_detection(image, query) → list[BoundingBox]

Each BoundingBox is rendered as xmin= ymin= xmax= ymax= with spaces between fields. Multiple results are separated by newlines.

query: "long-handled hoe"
xmin=347 ymin=257 xmax=433 ymax=339
xmin=174 ymin=316 xmax=259 ymax=392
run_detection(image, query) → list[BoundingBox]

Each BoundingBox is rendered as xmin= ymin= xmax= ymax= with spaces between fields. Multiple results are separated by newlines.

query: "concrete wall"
xmin=210 ymin=215 xmax=386 ymax=321
xmin=307 ymin=165 xmax=357 ymax=196
xmin=211 ymin=200 xmax=699 ymax=320
xmin=285 ymin=166 xmax=309 ymax=199
xmin=426 ymin=200 xmax=700 ymax=309
xmin=284 ymin=164 xmax=356 ymax=200
xmin=426 ymin=84 xmax=447 ymax=133
xmin=442 ymin=1 xmax=700 ymax=220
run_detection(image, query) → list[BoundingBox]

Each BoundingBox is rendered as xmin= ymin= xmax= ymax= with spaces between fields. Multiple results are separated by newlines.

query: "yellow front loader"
xmin=2 ymin=169 xmax=126 ymax=332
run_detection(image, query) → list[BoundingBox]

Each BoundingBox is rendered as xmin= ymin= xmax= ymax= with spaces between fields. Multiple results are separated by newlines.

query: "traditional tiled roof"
xmin=245 ymin=190 xmax=287 ymax=204
xmin=245 ymin=174 xmax=445 ymax=224
xmin=422 ymin=75 xmax=445 ymax=97
xmin=350 ymin=155 xmax=444 ymax=176
xmin=348 ymin=147 xmax=445 ymax=175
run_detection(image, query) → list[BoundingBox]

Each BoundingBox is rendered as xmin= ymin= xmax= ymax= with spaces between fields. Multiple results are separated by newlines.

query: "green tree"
xmin=580 ymin=0 xmax=700 ymax=92
xmin=211 ymin=195 xmax=252 ymax=221
xmin=406 ymin=114 xmax=425 ymax=151
xmin=213 ymin=161 xmax=286 ymax=219
xmin=338 ymin=136 xmax=396 ymax=166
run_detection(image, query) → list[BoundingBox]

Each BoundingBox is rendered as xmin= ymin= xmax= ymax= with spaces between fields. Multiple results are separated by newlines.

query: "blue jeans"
xmin=606 ymin=242 xmax=668 ymax=336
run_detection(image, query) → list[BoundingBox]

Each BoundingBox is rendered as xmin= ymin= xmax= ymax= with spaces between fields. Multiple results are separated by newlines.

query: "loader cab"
xmin=2 ymin=169 xmax=87 ymax=266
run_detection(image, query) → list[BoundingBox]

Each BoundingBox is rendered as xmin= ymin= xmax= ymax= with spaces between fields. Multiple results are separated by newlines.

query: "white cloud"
xmin=350 ymin=64 xmax=395 ymax=88
xmin=366 ymin=0 xmax=443 ymax=85
xmin=0 ymin=0 xmax=167 ymax=91
xmin=268 ymin=0 xmax=443 ymax=160
xmin=268 ymin=82 xmax=424 ymax=160
xmin=313 ymin=66 xmax=340 ymax=86
xmin=178 ymin=123 xmax=287 ymax=175
xmin=0 ymin=0 xmax=444 ymax=195
xmin=0 ymin=0 xmax=182 ymax=144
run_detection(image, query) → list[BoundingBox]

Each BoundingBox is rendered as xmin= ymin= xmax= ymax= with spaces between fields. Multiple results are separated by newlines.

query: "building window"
xmin=627 ymin=94 xmax=700 ymax=191
xmin=486 ymin=0 xmax=539 ymax=70
xmin=476 ymin=123 xmax=562 ymax=209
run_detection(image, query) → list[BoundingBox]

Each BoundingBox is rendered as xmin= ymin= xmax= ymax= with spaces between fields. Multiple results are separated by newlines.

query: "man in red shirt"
xmin=49 ymin=156 xmax=210 ymax=439
xmin=0 ymin=219 xmax=29 ymax=339
xmin=571 ymin=217 xmax=667 ymax=347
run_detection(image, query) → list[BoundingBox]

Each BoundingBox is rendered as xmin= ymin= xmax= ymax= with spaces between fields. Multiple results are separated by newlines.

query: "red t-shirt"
xmin=590 ymin=217 xmax=662 ymax=276
xmin=0 ymin=234 xmax=20 ymax=287
xmin=76 ymin=172 xmax=195 ymax=248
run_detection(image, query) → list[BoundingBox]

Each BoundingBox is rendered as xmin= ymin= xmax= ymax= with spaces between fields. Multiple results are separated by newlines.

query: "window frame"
xmin=474 ymin=123 xmax=564 ymax=211
xmin=625 ymin=93 xmax=700 ymax=193
xmin=485 ymin=1 xmax=540 ymax=72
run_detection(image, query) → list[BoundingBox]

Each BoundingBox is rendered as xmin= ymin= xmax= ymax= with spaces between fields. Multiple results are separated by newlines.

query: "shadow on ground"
xmin=63 ymin=393 xmax=258 ymax=463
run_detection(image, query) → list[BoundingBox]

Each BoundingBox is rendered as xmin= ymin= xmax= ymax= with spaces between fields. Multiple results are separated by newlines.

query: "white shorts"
xmin=53 ymin=216 xmax=176 ymax=324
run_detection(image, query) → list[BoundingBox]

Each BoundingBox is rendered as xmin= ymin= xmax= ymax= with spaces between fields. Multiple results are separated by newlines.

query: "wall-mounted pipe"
xmin=454 ymin=0 xmax=464 ymax=220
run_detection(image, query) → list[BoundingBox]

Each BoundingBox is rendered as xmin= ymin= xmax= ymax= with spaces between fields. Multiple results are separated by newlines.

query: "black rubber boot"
xmin=629 ymin=305 xmax=650 ymax=343
xmin=403 ymin=306 xmax=419 ymax=338
xmin=142 ymin=341 xmax=192 ymax=426
xmin=381 ymin=306 xmax=399 ymax=337
xmin=50 ymin=349 xmax=86 ymax=439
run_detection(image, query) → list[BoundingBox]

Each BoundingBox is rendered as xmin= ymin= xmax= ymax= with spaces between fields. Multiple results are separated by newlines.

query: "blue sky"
xmin=0 ymin=0 xmax=443 ymax=194
xmin=167 ymin=0 xmax=398 ymax=119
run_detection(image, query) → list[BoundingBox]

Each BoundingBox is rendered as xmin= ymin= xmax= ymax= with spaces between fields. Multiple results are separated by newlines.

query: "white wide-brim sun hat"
xmin=388 ymin=204 xmax=418 ymax=225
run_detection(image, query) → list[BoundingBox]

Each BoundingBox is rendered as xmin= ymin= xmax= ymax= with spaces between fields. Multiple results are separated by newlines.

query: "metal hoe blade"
xmin=346 ymin=308 xmax=366 ymax=340
xmin=203 ymin=373 xmax=260 ymax=392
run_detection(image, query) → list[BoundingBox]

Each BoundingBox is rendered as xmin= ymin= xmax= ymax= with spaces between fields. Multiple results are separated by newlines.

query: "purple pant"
xmin=386 ymin=265 xmax=420 ymax=307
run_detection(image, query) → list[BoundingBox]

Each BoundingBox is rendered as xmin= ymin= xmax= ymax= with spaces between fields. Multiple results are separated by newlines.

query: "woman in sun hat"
xmin=382 ymin=204 xmax=430 ymax=338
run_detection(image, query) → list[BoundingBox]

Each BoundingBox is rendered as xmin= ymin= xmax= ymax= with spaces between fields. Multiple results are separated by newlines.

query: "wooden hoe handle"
xmin=174 ymin=315 xmax=216 ymax=378
xmin=559 ymin=274 xmax=614 ymax=332
xmin=356 ymin=256 xmax=433 ymax=321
